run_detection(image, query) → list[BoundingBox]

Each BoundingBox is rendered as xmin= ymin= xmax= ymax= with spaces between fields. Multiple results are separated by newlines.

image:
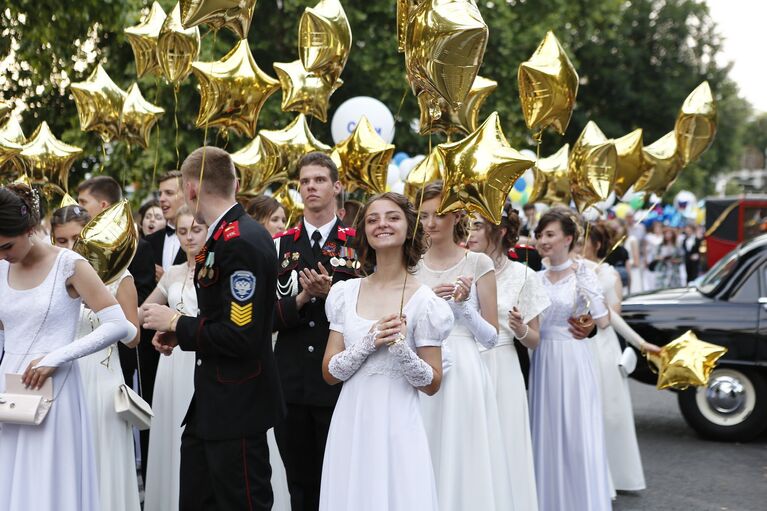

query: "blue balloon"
xmin=514 ymin=178 xmax=527 ymax=192
xmin=393 ymin=152 xmax=409 ymax=166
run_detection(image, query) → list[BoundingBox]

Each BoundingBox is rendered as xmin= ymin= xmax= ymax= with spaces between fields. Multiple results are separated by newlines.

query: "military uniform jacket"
xmin=175 ymin=204 xmax=285 ymax=440
xmin=273 ymin=218 xmax=359 ymax=407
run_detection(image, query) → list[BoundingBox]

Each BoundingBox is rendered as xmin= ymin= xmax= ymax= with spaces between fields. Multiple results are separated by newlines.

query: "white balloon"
xmin=387 ymin=164 xmax=400 ymax=187
xmin=399 ymin=155 xmax=425 ymax=180
xmin=331 ymin=96 xmax=396 ymax=144
xmin=391 ymin=181 xmax=405 ymax=194
xmin=520 ymin=148 xmax=537 ymax=161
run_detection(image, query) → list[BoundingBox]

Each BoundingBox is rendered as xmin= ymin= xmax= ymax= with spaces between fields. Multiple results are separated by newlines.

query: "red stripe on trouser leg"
xmin=242 ymin=438 xmax=253 ymax=511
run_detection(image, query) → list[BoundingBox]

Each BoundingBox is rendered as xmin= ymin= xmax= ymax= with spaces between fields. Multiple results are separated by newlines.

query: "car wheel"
xmin=677 ymin=367 xmax=767 ymax=442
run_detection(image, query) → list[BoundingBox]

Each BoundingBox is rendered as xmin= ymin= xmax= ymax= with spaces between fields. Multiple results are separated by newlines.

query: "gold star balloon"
xmin=179 ymin=0 xmax=257 ymax=39
xmin=331 ymin=116 xmax=395 ymax=195
xmin=568 ymin=121 xmax=617 ymax=213
xmin=124 ymin=1 xmax=167 ymax=78
xmin=157 ymin=2 xmax=201 ymax=86
xmin=518 ymin=31 xmax=579 ymax=135
xmin=60 ymin=193 xmax=79 ymax=208
xmin=70 ymin=65 xmax=127 ymax=143
xmin=396 ymin=0 xmax=416 ymax=53
xmin=634 ymin=131 xmax=684 ymax=195
xmin=260 ymin=114 xmax=332 ymax=183
xmin=675 ymin=81 xmax=717 ymax=165
xmin=612 ymin=128 xmax=649 ymax=198
xmin=231 ymin=134 xmax=283 ymax=195
xmin=73 ymin=200 xmax=139 ymax=285
xmin=436 ymin=112 xmax=535 ymax=224
xmin=404 ymin=146 xmax=443 ymax=201
xmin=273 ymin=183 xmax=304 ymax=226
xmin=19 ymin=122 xmax=83 ymax=192
xmin=528 ymin=143 xmax=571 ymax=206
xmin=646 ymin=330 xmax=727 ymax=391
xmin=0 ymin=113 xmax=26 ymax=175
xmin=119 ymin=83 xmax=165 ymax=149
xmin=192 ymin=40 xmax=279 ymax=138
xmin=405 ymin=0 xmax=488 ymax=110
xmin=0 ymin=100 xmax=12 ymax=126
xmin=418 ymin=75 xmax=497 ymax=137
xmin=273 ymin=60 xmax=343 ymax=123
xmin=299 ymin=0 xmax=352 ymax=86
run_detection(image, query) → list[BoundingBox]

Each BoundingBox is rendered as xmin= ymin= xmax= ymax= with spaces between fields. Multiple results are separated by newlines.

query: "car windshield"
xmin=697 ymin=248 xmax=740 ymax=295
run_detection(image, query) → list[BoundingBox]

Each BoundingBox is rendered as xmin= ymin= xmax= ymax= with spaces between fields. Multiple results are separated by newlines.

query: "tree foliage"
xmin=0 ymin=0 xmax=753 ymax=200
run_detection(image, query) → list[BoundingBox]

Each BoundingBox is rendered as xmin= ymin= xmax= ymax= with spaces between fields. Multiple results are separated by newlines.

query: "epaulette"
xmin=222 ymin=221 xmax=240 ymax=241
xmin=273 ymin=226 xmax=300 ymax=240
xmin=337 ymin=226 xmax=356 ymax=241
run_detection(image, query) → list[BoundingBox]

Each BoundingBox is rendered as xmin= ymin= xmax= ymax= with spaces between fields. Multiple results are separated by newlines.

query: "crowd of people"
xmin=0 ymin=147 xmax=676 ymax=511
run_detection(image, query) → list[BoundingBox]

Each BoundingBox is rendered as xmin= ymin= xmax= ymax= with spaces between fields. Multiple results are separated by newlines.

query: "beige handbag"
xmin=115 ymin=383 xmax=153 ymax=430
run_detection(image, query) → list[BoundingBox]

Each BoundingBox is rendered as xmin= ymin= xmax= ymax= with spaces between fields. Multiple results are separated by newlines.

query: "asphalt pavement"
xmin=612 ymin=380 xmax=767 ymax=511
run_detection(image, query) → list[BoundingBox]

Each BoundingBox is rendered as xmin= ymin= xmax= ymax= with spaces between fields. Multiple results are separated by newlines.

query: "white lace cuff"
xmin=328 ymin=330 xmax=377 ymax=381
xmin=388 ymin=339 xmax=434 ymax=388
xmin=449 ymin=298 xmax=498 ymax=349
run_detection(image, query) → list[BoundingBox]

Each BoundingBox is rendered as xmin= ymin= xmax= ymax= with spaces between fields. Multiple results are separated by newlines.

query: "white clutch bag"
xmin=618 ymin=347 xmax=638 ymax=377
xmin=115 ymin=383 xmax=153 ymax=430
xmin=0 ymin=373 xmax=54 ymax=426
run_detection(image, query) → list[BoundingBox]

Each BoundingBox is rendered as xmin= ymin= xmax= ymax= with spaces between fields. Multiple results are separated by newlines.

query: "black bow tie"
xmin=165 ymin=225 xmax=175 ymax=237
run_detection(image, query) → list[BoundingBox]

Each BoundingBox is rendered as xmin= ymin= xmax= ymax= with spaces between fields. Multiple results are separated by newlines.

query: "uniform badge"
xmin=230 ymin=270 xmax=256 ymax=301
xmin=230 ymin=302 xmax=253 ymax=326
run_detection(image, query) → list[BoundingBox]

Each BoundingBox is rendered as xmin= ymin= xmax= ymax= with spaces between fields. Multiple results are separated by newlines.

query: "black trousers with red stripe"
xmin=179 ymin=424 xmax=272 ymax=511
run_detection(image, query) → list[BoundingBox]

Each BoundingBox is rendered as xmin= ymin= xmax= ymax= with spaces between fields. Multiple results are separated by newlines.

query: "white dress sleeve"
xmin=325 ymin=280 xmax=348 ymax=334
xmin=576 ymin=261 xmax=608 ymax=319
xmin=597 ymin=265 xmax=621 ymax=309
xmin=517 ymin=268 xmax=550 ymax=324
xmin=413 ymin=291 xmax=455 ymax=348
xmin=472 ymin=251 xmax=495 ymax=280
xmin=156 ymin=267 xmax=172 ymax=299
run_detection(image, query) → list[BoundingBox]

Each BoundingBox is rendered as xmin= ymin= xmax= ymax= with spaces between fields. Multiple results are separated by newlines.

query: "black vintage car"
xmin=622 ymin=234 xmax=767 ymax=441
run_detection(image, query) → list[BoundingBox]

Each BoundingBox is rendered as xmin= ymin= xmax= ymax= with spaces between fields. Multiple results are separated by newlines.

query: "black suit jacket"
xmin=129 ymin=238 xmax=156 ymax=304
xmin=146 ymin=228 xmax=186 ymax=268
xmin=175 ymin=204 xmax=285 ymax=439
xmin=272 ymin=218 xmax=359 ymax=407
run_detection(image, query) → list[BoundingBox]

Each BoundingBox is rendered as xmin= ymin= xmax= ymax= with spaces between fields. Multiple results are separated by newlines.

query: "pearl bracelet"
xmin=516 ymin=323 xmax=529 ymax=340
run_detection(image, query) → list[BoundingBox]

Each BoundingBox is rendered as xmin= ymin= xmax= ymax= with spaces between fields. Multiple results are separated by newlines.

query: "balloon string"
xmin=151 ymin=78 xmax=162 ymax=188
xmin=534 ymin=129 xmax=543 ymax=160
xmin=389 ymin=85 xmax=409 ymax=143
xmin=597 ymin=198 xmax=661 ymax=266
xmin=704 ymin=200 xmax=739 ymax=238
xmin=195 ymin=117 xmax=211 ymax=218
xmin=174 ymin=85 xmax=180 ymax=169
xmin=123 ymin=144 xmax=131 ymax=188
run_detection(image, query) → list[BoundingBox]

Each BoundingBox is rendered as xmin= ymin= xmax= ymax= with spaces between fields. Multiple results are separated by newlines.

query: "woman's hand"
xmin=452 ymin=276 xmax=472 ymax=302
xmin=508 ymin=307 xmax=525 ymax=337
xmin=21 ymin=358 xmax=55 ymax=390
xmin=642 ymin=341 xmax=662 ymax=355
xmin=371 ymin=313 xmax=407 ymax=348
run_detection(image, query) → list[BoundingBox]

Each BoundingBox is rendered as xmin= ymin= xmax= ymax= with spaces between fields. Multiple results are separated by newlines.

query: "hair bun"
xmin=6 ymin=183 xmax=41 ymax=224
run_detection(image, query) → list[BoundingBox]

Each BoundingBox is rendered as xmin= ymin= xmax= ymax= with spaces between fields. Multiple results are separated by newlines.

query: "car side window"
xmin=730 ymin=267 xmax=760 ymax=303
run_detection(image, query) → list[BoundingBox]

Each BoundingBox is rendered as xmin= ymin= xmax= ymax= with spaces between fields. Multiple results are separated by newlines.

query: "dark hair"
xmin=297 ymin=152 xmax=338 ymax=183
xmin=587 ymin=221 xmax=612 ymax=259
xmin=77 ymin=175 xmax=122 ymax=205
xmin=353 ymin=192 xmax=427 ymax=275
xmin=138 ymin=199 xmax=161 ymax=221
xmin=157 ymin=170 xmax=182 ymax=186
xmin=246 ymin=195 xmax=283 ymax=225
xmin=0 ymin=184 xmax=40 ymax=236
xmin=662 ymin=226 xmax=677 ymax=245
xmin=413 ymin=180 xmax=469 ymax=244
xmin=51 ymin=205 xmax=90 ymax=232
xmin=342 ymin=199 xmax=363 ymax=228
xmin=534 ymin=206 xmax=580 ymax=251
xmin=482 ymin=203 xmax=522 ymax=253
xmin=180 ymin=147 xmax=236 ymax=197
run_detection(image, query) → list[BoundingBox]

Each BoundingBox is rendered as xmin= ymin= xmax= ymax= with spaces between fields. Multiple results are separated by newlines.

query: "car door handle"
xmin=759 ymin=297 xmax=767 ymax=311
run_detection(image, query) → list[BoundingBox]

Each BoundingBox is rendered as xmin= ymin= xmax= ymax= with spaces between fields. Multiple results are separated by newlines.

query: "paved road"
xmin=613 ymin=380 xmax=767 ymax=511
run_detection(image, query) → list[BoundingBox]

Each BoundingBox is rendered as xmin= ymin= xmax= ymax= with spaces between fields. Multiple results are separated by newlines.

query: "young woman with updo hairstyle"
xmin=0 ymin=185 xmax=136 ymax=511
xmin=246 ymin=195 xmax=287 ymax=236
xmin=467 ymin=203 xmax=550 ymax=511
xmin=138 ymin=199 xmax=165 ymax=238
xmin=412 ymin=181 xmax=515 ymax=511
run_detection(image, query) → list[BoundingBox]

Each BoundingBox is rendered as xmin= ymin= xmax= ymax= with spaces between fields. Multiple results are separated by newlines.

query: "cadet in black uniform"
xmin=272 ymin=152 xmax=359 ymax=511
xmin=142 ymin=147 xmax=284 ymax=511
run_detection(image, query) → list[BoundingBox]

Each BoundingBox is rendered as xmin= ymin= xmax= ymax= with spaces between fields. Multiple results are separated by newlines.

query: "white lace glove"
xmin=328 ymin=330 xmax=377 ymax=382
xmin=388 ymin=339 xmax=434 ymax=388
xmin=37 ymin=304 xmax=137 ymax=368
xmin=449 ymin=294 xmax=498 ymax=349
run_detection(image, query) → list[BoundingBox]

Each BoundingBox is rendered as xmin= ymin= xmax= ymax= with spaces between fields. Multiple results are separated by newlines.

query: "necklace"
xmin=424 ymin=249 xmax=468 ymax=279
xmin=494 ymin=256 xmax=508 ymax=275
xmin=548 ymin=258 xmax=573 ymax=272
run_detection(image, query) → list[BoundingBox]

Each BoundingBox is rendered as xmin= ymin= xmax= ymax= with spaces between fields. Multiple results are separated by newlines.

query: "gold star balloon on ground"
xmin=299 ymin=0 xmax=352 ymax=86
xmin=405 ymin=0 xmax=488 ymax=110
xmin=331 ymin=116 xmax=395 ymax=195
xmin=646 ymin=330 xmax=727 ymax=391
xmin=157 ymin=3 xmax=201 ymax=86
xmin=613 ymin=128 xmax=649 ymax=198
xmin=528 ymin=143 xmax=571 ymax=206
xmin=675 ymin=81 xmax=717 ymax=165
xmin=404 ymin=146 xmax=443 ymax=201
xmin=231 ymin=134 xmax=282 ymax=194
xmin=179 ymin=0 xmax=257 ymax=39
xmin=124 ymin=1 xmax=167 ymax=78
xmin=436 ymin=112 xmax=535 ymax=224
xmin=568 ymin=121 xmax=617 ymax=213
xmin=518 ymin=31 xmax=579 ymax=136
xmin=418 ymin=75 xmax=497 ymax=137
xmin=273 ymin=60 xmax=342 ymax=123
xmin=273 ymin=183 xmax=304 ymax=226
xmin=192 ymin=40 xmax=279 ymax=138
xmin=70 ymin=65 xmax=127 ymax=143
xmin=120 ymin=83 xmax=165 ymax=149
xmin=260 ymin=114 xmax=332 ymax=183
xmin=74 ymin=200 xmax=138 ymax=285
xmin=0 ymin=114 xmax=26 ymax=175
xmin=634 ymin=131 xmax=684 ymax=195
xmin=19 ymin=122 xmax=83 ymax=192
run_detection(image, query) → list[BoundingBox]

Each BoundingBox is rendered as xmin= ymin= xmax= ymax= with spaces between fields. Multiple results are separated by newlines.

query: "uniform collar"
xmin=303 ymin=217 xmax=337 ymax=245
xmin=206 ymin=203 xmax=241 ymax=241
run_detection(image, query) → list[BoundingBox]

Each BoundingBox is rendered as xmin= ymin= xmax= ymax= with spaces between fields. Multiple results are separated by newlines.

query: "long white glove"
xmin=37 ymin=304 xmax=136 ymax=368
xmin=611 ymin=312 xmax=645 ymax=351
xmin=328 ymin=330 xmax=377 ymax=382
xmin=449 ymin=293 xmax=498 ymax=349
xmin=389 ymin=340 xmax=434 ymax=388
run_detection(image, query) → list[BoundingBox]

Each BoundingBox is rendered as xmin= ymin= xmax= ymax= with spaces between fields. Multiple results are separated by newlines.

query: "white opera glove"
xmin=449 ymin=294 xmax=498 ymax=349
xmin=611 ymin=312 xmax=645 ymax=351
xmin=37 ymin=304 xmax=137 ymax=368
xmin=388 ymin=339 xmax=434 ymax=388
xmin=328 ymin=330 xmax=377 ymax=382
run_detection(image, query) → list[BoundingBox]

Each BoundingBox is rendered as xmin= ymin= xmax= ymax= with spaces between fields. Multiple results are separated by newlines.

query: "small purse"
xmin=0 ymin=373 xmax=54 ymax=425
xmin=619 ymin=346 xmax=638 ymax=377
xmin=115 ymin=383 xmax=153 ymax=430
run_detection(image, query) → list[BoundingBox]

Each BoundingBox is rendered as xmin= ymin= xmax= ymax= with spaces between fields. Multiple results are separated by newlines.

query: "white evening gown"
xmin=0 ymin=249 xmax=100 ymax=510
xmin=480 ymin=260 xmax=550 ymax=511
xmin=530 ymin=261 xmax=613 ymax=511
xmin=415 ymin=251 xmax=515 ymax=511
xmin=586 ymin=261 xmax=646 ymax=491
xmin=319 ymin=279 xmax=454 ymax=511
xmin=77 ymin=270 xmax=141 ymax=511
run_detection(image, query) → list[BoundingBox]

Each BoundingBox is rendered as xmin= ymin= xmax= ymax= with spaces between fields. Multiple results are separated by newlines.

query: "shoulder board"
xmin=337 ymin=226 xmax=356 ymax=241
xmin=222 ymin=221 xmax=241 ymax=241
xmin=273 ymin=226 xmax=299 ymax=240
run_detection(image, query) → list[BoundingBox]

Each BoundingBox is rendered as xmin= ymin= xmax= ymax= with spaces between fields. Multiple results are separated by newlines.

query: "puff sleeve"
xmin=324 ymin=280 xmax=347 ymax=334
xmin=576 ymin=261 xmax=608 ymax=319
xmin=413 ymin=291 xmax=455 ymax=348
xmin=517 ymin=270 xmax=550 ymax=324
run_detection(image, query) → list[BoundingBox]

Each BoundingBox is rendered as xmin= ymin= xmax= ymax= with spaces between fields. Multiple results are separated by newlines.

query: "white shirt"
xmin=161 ymin=223 xmax=182 ymax=271
xmin=206 ymin=204 xmax=238 ymax=241
xmin=304 ymin=217 xmax=336 ymax=248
